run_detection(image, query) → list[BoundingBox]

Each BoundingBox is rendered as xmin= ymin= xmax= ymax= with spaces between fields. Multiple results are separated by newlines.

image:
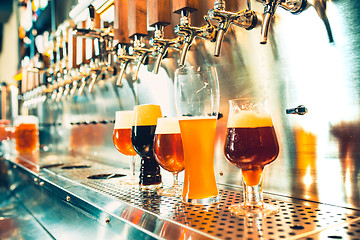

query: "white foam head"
xmin=114 ymin=111 xmax=134 ymax=129
xmin=227 ymin=111 xmax=273 ymax=128
xmin=133 ymin=104 xmax=162 ymax=126
xmin=155 ymin=117 xmax=181 ymax=134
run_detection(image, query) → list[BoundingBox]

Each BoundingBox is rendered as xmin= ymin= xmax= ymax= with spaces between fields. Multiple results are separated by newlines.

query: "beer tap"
xmin=148 ymin=0 xmax=182 ymax=74
xmin=207 ymin=0 xmax=257 ymax=57
xmin=173 ymin=0 xmax=217 ymax=67
xmin=128 ymin=0 xmax=154 ymax=82
xmin=256 ymin=0 xmax=307 ymax=44
xmin=114 ymin=0 xmax=135 ymax=86
xmin=73 ymin=5 xmax=114 ymax=92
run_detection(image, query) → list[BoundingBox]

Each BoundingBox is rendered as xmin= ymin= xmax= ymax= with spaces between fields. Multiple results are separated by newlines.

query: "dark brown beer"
xmin=153 ymin=133 xmax=184 ymax=173
xmin=132 ymin=125 xmax=161 ymax=186
xmin=224 ymin=126 xmax=279 ymax=170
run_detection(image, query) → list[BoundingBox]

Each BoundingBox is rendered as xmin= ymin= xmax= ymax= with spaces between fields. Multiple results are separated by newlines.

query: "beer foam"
xmin=227 ymin=111 xmax=273 ymax=128
xmin=155 ymin=118 xmax=181 ymax=134
xmin=114 ymin=111 xmax=134 ymax=129
xmin=133 ymin=104 xmax=162 ymax=126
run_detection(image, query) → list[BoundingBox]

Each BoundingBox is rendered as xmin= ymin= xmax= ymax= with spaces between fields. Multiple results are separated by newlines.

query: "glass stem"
xmin=173 ymin=172 xmax=179 ymax=188
xmin=129 ymin=155 xmax=136 ymax=180
xmin=242 ymin=176 xmax=264 ymax=209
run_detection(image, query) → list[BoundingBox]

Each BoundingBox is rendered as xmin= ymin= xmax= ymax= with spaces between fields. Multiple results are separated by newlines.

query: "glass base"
xmin=229 ymin=202 xmax=279 ymax=216
xmin=157 ymin=186 xmax=182 ymax=197
xmin=182 ymin=195 xmax=220 ymax=205
xmin=140 ymin=182 xmax=163 ymax=191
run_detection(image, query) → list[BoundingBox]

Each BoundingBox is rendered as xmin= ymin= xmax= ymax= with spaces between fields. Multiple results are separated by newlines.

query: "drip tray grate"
xmin=81 ymin=179 xmax=360 ymax=240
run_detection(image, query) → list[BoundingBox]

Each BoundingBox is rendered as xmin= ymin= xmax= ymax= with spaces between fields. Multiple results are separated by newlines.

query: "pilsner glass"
xmin=224 ymin=98 xmax=280 ymax=215
xmin=132 ymin=104 xmax=163 ymax=190
xmin=174 ymin=66 xmax=220 ymax=205
xmin=113 ymin=110 xmax=138 ymax=184
xmin=153 ymin=117 xmax=184 ymax=196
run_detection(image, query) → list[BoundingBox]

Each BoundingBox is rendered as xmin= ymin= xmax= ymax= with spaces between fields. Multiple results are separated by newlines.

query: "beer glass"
xmin=224 ymin=98 xmax=279 ymax=215
xmin=131 ymin=104 xmax=162 ymax=190
xmin=174 ymin=66 xmax=220 ymax=205
xmin=153 ymin=117 xmax=184 ymax=196
xmin=14 ymin=115 xmax=39 ymax=154
xmin=113 ymin=110 xmax=138 ymax=184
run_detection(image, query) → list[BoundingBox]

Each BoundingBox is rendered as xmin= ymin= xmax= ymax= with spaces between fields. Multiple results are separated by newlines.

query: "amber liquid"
xmin=113 ymin=128 xmax=137 ymax=156
xmin=179 ymin=118 xmax=218 ymax=200
xmin=131 ymin=125 xmax=161 ymax=186
xmin=224 ymin=126 xmax=279 ymax=186
xmin=153 ymin=133 xmax=184 ymax=173
xmin=14 ymin=123 xmax=39 ymax=153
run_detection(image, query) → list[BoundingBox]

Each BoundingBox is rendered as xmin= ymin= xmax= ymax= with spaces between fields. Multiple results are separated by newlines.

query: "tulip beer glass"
xmin=153 ymin=117 xmax=185 ymax=196
xmin=174 ymin=66 xmax=220 ymax=205
xmin=131 ymin=104 xmax=162 ymax=190
xmin=224 ymin=98 xmax=279 ymax=215
xmin=113 ymin=110 xmax=138 ymax=184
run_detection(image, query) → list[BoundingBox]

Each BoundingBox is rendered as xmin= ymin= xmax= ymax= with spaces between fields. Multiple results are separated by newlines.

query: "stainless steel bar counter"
xmin=1 ymin=150 xmax=359 ymax=240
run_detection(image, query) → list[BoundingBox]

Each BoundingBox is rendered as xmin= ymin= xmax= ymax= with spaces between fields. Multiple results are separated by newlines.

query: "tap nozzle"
xmin=150 ymin=26 xmax=182 ymax=74
xmin=208 ymin=8 xmax=257 ymax=56
xmin=115 ymin=44 xmax=136 ymax=86
xmin=257 ymin=0 xmax=307 ymax=44
xmin=175 ymin=12 xmax=217 ymax=67
xmin=131 ymin=36 xmax=154 ymax=82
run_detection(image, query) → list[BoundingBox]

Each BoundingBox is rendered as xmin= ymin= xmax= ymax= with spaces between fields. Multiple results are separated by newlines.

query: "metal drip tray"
xmin=5 ymin=154 xmax=360 ymax=240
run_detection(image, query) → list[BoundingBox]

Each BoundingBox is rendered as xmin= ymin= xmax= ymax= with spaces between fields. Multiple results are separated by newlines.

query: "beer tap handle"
xmin=148 ymin=0 xmax=171 ymax=74
xmin=89 ymin=5 xmax=95 ymax=29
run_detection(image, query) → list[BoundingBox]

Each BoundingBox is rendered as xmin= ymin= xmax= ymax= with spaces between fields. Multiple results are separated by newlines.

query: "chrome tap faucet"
xmin=115 ymin=44 xmax=135 ymax=86
xmin=174 ymin=11 xmax=217 ymax=67
xmin=256 ymin=0 xmax=307 ymax=44
xmin=208 ymin=0 xmax=257 ymax=57
xmin=149 ymin=26 xmax=182 ymax=74
xmin=130 ymin=35 xmax=155 ymax=82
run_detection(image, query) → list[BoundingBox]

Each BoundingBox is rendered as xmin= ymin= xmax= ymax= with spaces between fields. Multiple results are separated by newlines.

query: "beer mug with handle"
xmin=174 ymin=66 xmax=220 ymax=205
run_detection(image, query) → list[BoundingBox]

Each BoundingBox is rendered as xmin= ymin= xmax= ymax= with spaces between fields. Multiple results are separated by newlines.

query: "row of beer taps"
xmin=22 ymin=0 xmax=307 ymax=106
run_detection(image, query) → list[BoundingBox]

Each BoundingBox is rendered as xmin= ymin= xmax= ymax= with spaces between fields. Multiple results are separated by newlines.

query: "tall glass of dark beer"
xmin=174 ymin=66 xmax=220 ymax=205
xmin=153 ymin=117 xmax=184 ymax=196
xmin=113 ymin=110 xmax=138 ymax=184
xmin=131 ymin=104 xmax=162 ymax=190
xmin=224 ymin=98 xmax=280 ymax=215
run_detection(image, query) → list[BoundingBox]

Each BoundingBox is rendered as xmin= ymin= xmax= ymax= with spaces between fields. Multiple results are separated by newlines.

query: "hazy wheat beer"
xmin=179 ymin=116 xmax=219 ymax=202
xmin=113 ymin=111 xmax=137 ymax=156
xmin=132 ymin=104 xmax=162 ymax=188
xmin=153 ymin=118 xmax=184 ymax=173
xmin=224 ymin=111 xmax=279 ymax=186
xmin=14 ymin=115 xmax=39 ymax=153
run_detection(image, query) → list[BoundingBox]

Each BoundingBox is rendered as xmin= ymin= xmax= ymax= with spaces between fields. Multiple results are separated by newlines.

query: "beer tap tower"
xmin=148 ymin=0 xmax=182 ymax=74
xmin=114 ymin=0 xmax=136 ymax=86
xmin=172 ymin=0 xmax=218 ymax=67
xmin=207 ymin=0 xmax=257 ymax=57
xmin=128 ymin=0 xmax=155 ymax=82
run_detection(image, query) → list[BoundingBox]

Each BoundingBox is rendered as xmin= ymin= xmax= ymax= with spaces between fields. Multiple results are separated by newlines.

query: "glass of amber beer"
xmin=113 ymin=110 xmax=138 ymax=184
xmin=153 ymin=117 xmax=184 ymax=196
xmin=174 ymin=66 xmax=220 ymax=205
xmin=14 ymin=115 xmax=39 ymax=154
xmin=224 ymin=98 xmax=279 ymax=215
xmin=131 ymin=104 xmax=163 ymax=190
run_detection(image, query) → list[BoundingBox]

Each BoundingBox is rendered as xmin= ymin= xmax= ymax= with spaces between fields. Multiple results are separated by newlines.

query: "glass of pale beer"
xmin=113 ymin=110 xmax=138 ymax=184
xmin=131 ymin=104 xmax=163 ymax=190
xmin=224 ymin=98 xmax=280 ymax=215
xmin=174 ymin=66 xmax=220 ymax=205
xmin=153 ymin=117 xmax=184 ymax=196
